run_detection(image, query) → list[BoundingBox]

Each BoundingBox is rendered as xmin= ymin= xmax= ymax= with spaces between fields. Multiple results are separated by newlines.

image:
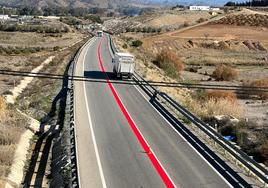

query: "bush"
xmin=183 ymin=21 xmax=190 ymax=27
xmin=243 ymin=78 xmax=268 ymax=100
xmin=84 ymin=15 xmax=103 ymax=24
xmin=219 ymin=125 xmax=236 ymax=136
xmin=122 ymin=43 xmax=128 ymax=49
xmin=197 ymin=17 xmax=207 ymax=23
xmin=131 ymin=40 xmax=143 ymax=47
xmin=259 ymin=141 xmax=268 ymax=165
xmin=154 ymin=49 xmax=184 ymax=78
xmin=212 ymin=64 xmax=238 ymax=81
xmin=53 ymin=46 xmax=61 ymax=51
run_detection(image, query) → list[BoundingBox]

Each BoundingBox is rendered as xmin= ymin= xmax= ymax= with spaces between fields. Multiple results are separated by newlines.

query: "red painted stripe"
xmin=97 ymin=36 xmax=175 ymax=188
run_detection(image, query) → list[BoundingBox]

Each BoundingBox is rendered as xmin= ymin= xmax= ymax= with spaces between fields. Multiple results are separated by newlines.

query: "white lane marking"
xmin=133 ymin=83 xmax=234 ymax=188
xmin=74 ymin=38 xmax=95 ymax=187
xmin=81 ymin=37 xmax=107 ymax=188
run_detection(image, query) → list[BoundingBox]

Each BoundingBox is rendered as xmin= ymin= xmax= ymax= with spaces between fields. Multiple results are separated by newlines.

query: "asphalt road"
xmin=73 ymin=34 xmax=248 ymax=188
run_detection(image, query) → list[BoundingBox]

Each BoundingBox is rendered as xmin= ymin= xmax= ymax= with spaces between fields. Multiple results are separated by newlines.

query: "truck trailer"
xmin=97 ymin=30 xmax=103 ymax=37
xmin=112 ymin=52 xmax=135 ymax=79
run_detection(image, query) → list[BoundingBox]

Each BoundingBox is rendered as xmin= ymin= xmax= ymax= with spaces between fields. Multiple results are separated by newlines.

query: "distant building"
xmin=189 ymin=6 xmax=220 ymax=11
xmin=38 ymin=16 xmax=60 ymax=20
xmin=0 ymin=14 xmax=9 ymax=20
xmin=211 ymin=8 xmax=220 ymax=11
xmin=19 ymin=15 xmax=34 ymax=21
xmin=190 ymin=6 xmax=210 ymax=11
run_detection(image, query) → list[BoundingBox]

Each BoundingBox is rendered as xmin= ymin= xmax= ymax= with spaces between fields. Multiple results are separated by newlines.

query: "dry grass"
xmin=0 ymin=96 xmax=27 ymax=184
xmin=0 ymin=145 xmax=16 ymax=167
xmin=184 ymin=91 xmax=244 ymax=119
xmin=0 ymin=97 xmax=7 ymax=121
xmin=202 ymin=98 xmax=244 ymax=118
xmin=206 ymin=90 xmax=237 ymax=101
xmin=212 ymin=64 xmax=239 ymax=81
xmin=0 ymin=126 xmax=22 ymax=145
xmin=0 ymin=179 xmax=6 ymax=188
xmin=243 ymin=78 xmax=268 ymax=99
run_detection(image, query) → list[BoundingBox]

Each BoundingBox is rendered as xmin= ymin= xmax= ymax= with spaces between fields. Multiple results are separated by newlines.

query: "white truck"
xmin=112 ymin=52 xmax=135 ymax=79
xmin=96 ymin=30 xmax=103 ymax=37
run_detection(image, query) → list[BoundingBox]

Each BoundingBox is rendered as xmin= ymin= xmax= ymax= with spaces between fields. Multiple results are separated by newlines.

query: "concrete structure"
xmin=0 ymin=14 xmax=9 ymax=20
xmin=211 ymin=7 xmax=220 ymax=11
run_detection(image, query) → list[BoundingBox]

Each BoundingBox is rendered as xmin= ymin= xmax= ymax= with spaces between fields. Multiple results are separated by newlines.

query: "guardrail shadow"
xmin=22 ymin=74 xmax=69 ymax=188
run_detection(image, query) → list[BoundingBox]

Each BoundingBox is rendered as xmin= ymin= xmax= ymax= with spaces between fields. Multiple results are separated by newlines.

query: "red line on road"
xmin=97 ymin=36 xmax=175 ymax=188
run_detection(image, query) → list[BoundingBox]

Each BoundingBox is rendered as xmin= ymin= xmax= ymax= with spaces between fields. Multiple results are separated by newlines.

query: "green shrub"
xmin=53 ymin=46 xmax=61 ymax=51
xmin=131 ymin=40 xmax=143 ymax=47
xmin=0 ymin=46 xmax=45 ymax=55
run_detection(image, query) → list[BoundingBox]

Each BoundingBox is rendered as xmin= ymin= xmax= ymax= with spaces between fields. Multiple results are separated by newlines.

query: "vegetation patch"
xmin=206 ymin=90 xmax=237 ymax=102
xmin=0 ymin=46 xmax=45 ymax=55
xmin=153 ymin=49 xmax=184 ymax=79
xmin=213 ymin=14 xmax=268 ymax=28
xmin=243 ymin=78 xmax=268 ymax=100
xmin=131 ymin=40 xmax=143 ymax=48
xmin=0 ymin=24 xmax=69 ymax=33
xmin=212 ymin=64 xmax=239 ymax=81
xmin=0 ymin=96 xmax=28 ymax=182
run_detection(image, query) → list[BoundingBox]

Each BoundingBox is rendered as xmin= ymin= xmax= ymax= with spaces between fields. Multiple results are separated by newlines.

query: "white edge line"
xmin=105 ymin=35 xmax=176 ymax=187
xmin=133 ymin=83 xmax=234 ymax=188
xmin=74 ymin=37 xmax=107 ymax=188
xmin=73 ymin=38 xmax=94 ymax=188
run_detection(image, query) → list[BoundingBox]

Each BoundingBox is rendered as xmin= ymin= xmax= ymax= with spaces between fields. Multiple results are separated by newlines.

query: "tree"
xmin=225 ymin=1 xmax=236 ymax=6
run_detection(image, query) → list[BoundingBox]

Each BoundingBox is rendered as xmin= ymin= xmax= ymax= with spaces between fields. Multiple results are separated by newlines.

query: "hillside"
xmin=0 ymin=0 xmax=144 ymax=8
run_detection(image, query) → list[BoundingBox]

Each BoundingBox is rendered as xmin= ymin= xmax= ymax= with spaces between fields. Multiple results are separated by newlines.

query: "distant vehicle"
xmin=113 ymin=52 xmax=135 ymax=79
xmin=97 ymin=30 xmax=103 ymax=37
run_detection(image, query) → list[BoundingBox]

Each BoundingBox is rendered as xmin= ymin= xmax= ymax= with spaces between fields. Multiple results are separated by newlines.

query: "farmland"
xmin=0 ymin=17 xmax=88 ymax=186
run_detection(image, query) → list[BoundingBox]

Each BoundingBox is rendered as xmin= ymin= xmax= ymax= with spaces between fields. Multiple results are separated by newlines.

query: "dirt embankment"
xmin=0 ymin=29 xmax=88 ymax=187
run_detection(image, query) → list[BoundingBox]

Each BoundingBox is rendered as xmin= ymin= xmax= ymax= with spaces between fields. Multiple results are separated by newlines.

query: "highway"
xmin=73 ymin=34 xmax=249 ymax=188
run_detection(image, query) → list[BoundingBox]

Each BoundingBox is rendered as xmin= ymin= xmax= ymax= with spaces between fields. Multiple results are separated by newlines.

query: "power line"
xmin=0 ymin=69 xmax=267 ymax=93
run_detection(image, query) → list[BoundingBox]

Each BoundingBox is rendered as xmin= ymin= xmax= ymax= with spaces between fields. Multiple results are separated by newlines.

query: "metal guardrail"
xmin=68 ymin=37 xmax=94 ymax=188
xmin=108 ymin=35 xmax=268 ymax=186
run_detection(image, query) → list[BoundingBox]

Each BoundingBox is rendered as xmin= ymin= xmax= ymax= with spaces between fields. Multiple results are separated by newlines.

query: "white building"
xmin=211 ymin=7 xmax=220 ymax=11
xmin=190 ymin=6 xmax=210 ymax=11
xmin=0 ymin=15 xmax=9 ymax=20
xmin=189 ymin=6 xmax=220 ymax=11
